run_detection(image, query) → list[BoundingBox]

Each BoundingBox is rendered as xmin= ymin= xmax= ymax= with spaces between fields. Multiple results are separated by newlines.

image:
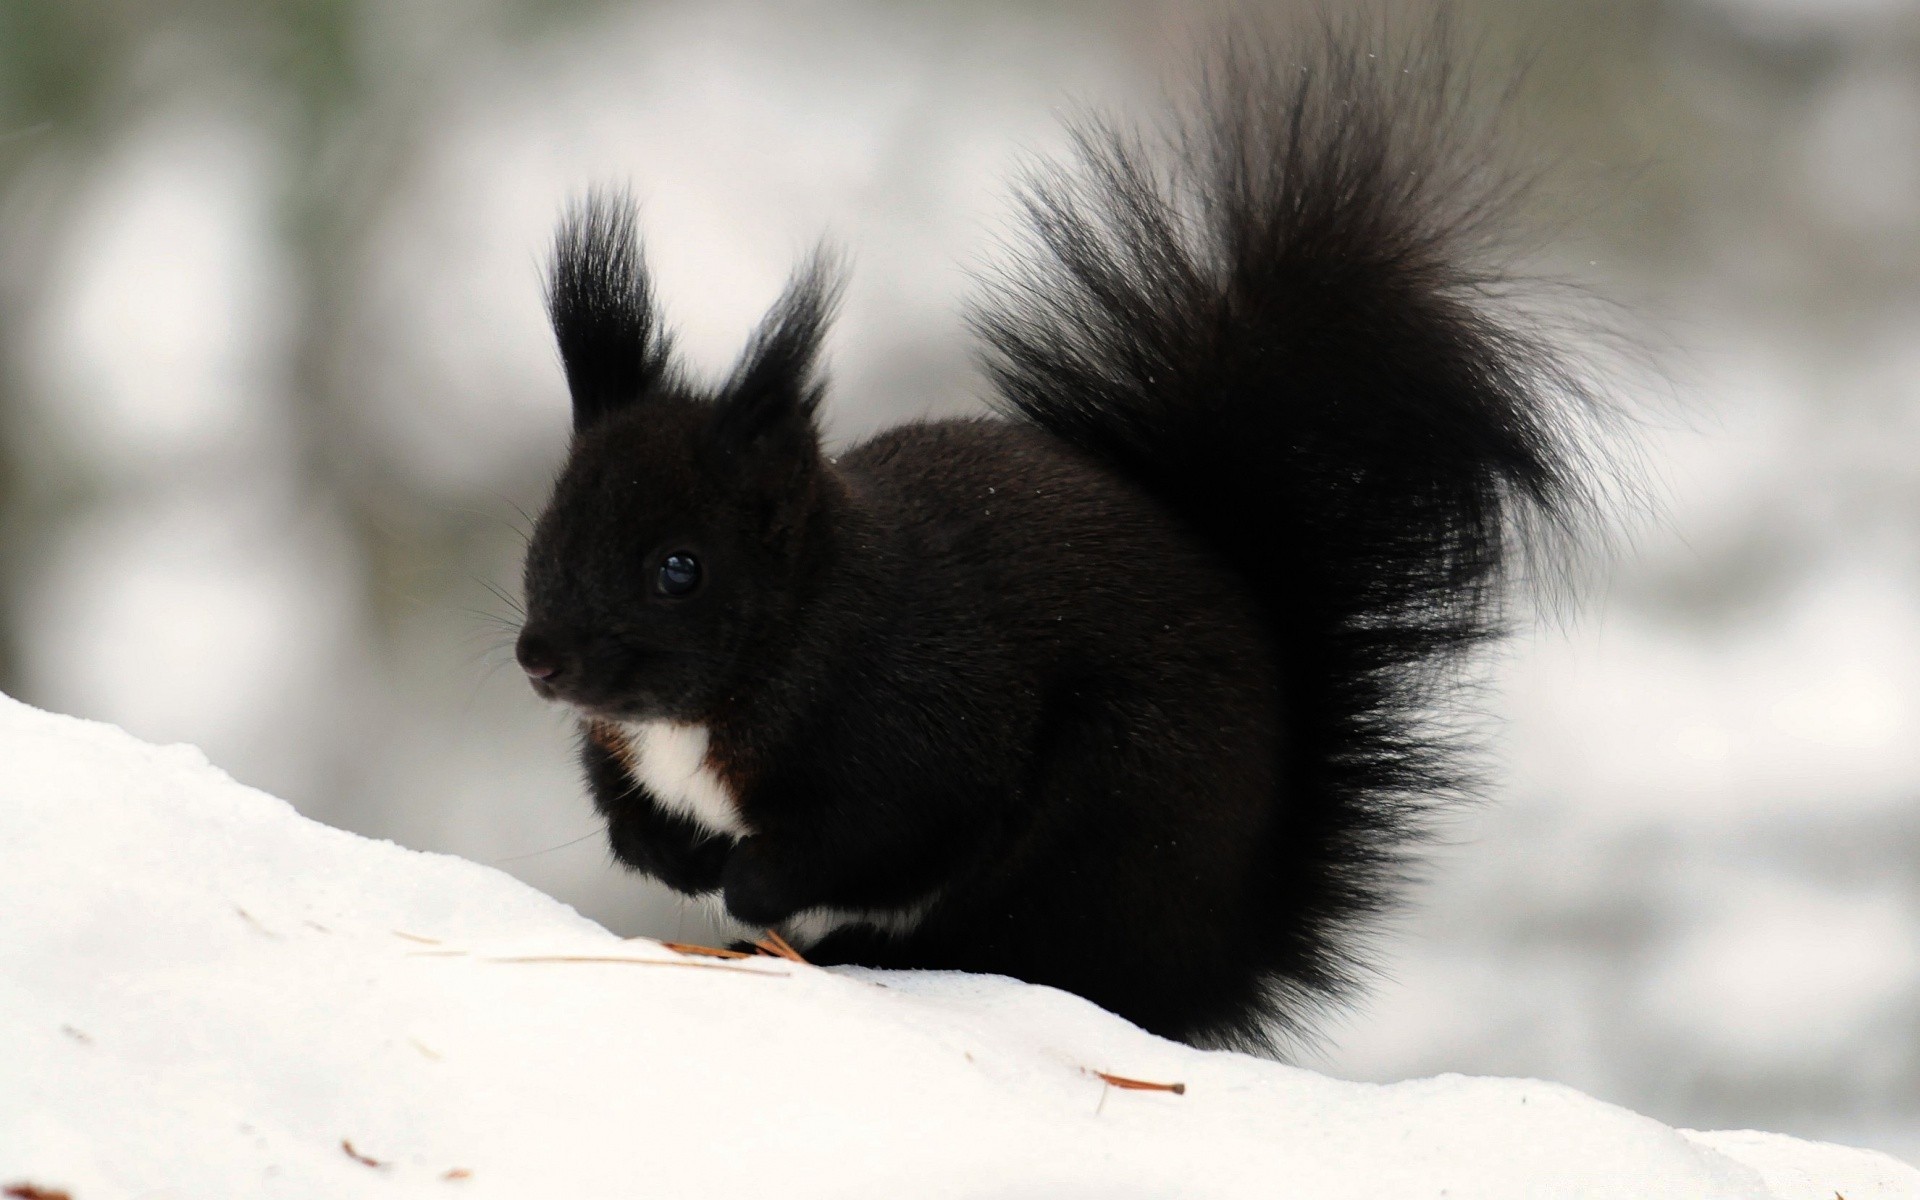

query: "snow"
xmin=2 ymin=694 xmax=1915 ymax=1200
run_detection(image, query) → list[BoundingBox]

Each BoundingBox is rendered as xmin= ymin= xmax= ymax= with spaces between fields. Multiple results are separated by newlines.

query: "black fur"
xmin=546 ymin=188 xmax=674 ymax=433
xmin=514 ymin=19 xmax=1607 ymax=1052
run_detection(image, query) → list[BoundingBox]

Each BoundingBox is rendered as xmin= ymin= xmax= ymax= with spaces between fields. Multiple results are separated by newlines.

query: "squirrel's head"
xmin=515 ymin=191 xmax=839 ymax=723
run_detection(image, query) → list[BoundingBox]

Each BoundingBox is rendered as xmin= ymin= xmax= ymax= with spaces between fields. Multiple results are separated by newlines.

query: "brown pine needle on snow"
xmin=660 ymin=940 xmax=755 ymax=960
xmin=392 ymin=930 xmax=442 ymax=945
xmin=1093 ymin=1071 xmax=1187 ymax=1095
xmin=342 ymin=1138 xmax=387 ymax=1168
xmin=482 ymin=954 xmax=785 ymax=977
xmin=233 ymin=905 xmax=278 ymax=937
xmin=755 ymin=930 xmax=808 ymax=963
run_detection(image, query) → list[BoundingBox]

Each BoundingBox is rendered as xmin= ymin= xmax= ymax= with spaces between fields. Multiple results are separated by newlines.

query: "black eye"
xmin=656 ymin=552 xmax=702 ymax=597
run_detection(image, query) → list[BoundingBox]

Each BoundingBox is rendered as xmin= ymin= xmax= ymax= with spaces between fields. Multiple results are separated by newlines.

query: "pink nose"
xmin=514 ymin=628 xmax=567 ymax=684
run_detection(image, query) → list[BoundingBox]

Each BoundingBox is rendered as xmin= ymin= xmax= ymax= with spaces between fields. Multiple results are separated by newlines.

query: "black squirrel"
xmin=513 ymin=20 xmax=1608 ymax=1052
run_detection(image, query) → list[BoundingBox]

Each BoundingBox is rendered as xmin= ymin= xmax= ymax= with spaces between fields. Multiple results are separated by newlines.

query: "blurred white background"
xmin=2 ymin=0 xmax=1915 ymax=1160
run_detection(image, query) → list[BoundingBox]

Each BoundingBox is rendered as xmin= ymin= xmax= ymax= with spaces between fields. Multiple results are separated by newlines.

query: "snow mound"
xmin=2 ymin=694 xmax=1915 ymax=1200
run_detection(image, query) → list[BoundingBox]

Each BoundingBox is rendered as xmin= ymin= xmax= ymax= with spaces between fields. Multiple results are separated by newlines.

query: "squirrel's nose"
xmin=515 ymin=628 xmax=568 ymax=684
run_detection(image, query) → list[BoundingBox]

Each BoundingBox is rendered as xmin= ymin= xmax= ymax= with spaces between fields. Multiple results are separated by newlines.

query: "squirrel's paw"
xmin=721 ymin=837 xmax=807 ymax=927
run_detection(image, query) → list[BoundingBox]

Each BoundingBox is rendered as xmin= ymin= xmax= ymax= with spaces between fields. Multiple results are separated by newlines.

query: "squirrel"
xmin=512 ymin=19 xmax=1609 ymax=1053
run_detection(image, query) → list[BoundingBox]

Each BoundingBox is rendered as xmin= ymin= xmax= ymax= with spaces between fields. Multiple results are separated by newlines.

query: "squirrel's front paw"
xmin=653 ymin=841 xmax=732 ymax=896
xmin=722 ymin=837 xmax=806 ymax=927
xmin=606 ymin=815 xmax=731 ymax=896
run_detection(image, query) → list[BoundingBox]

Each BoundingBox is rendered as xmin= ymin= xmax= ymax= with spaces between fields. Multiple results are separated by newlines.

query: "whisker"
xmin=476 ymin=577 xmax=528 ymax=619
xmin=490 ymin=827 xmax=604 ymax=864
xmin=457 ymin=607 xmax=523 ymax=634
xmin=434 ymin=500 xmax=535 ymax=546
xmin=498 ymin=494 xmax=541 ymax=539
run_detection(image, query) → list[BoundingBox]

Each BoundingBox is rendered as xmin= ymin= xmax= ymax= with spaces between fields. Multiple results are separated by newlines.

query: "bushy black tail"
xmin=974 ymin=17 xmax=1608 ymax=1043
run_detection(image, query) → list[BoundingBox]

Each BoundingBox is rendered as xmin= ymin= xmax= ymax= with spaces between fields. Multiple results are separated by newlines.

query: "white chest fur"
xmin=620 ymin=720 xmax=749 ymax=838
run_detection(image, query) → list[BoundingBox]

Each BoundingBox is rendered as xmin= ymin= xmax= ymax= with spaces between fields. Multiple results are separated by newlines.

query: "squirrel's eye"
xmin=656 ymin=552 xmax=702 ymax=598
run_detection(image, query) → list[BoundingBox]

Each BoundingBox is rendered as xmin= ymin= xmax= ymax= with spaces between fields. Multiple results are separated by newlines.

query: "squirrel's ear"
xmin=709 ymin=250 xmax=841 ymax=458
xmin=546 ymin=188 xmax=674 ymax=434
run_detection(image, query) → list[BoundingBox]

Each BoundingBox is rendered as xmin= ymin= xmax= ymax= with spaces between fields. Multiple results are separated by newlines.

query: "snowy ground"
xmin=3 ymin=693 xmax=1916 ymax=1200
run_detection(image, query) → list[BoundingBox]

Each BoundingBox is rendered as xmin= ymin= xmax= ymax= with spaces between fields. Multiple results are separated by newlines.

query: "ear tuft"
xmin=547 ymin=188 xmax=674 ymax=433
xmin=710 ymin=249 xmax=843 ymax=453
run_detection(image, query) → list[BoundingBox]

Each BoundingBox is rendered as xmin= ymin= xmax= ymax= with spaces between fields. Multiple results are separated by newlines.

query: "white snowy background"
xmin=2 ymin=0 xmax=1917 ymax=1169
